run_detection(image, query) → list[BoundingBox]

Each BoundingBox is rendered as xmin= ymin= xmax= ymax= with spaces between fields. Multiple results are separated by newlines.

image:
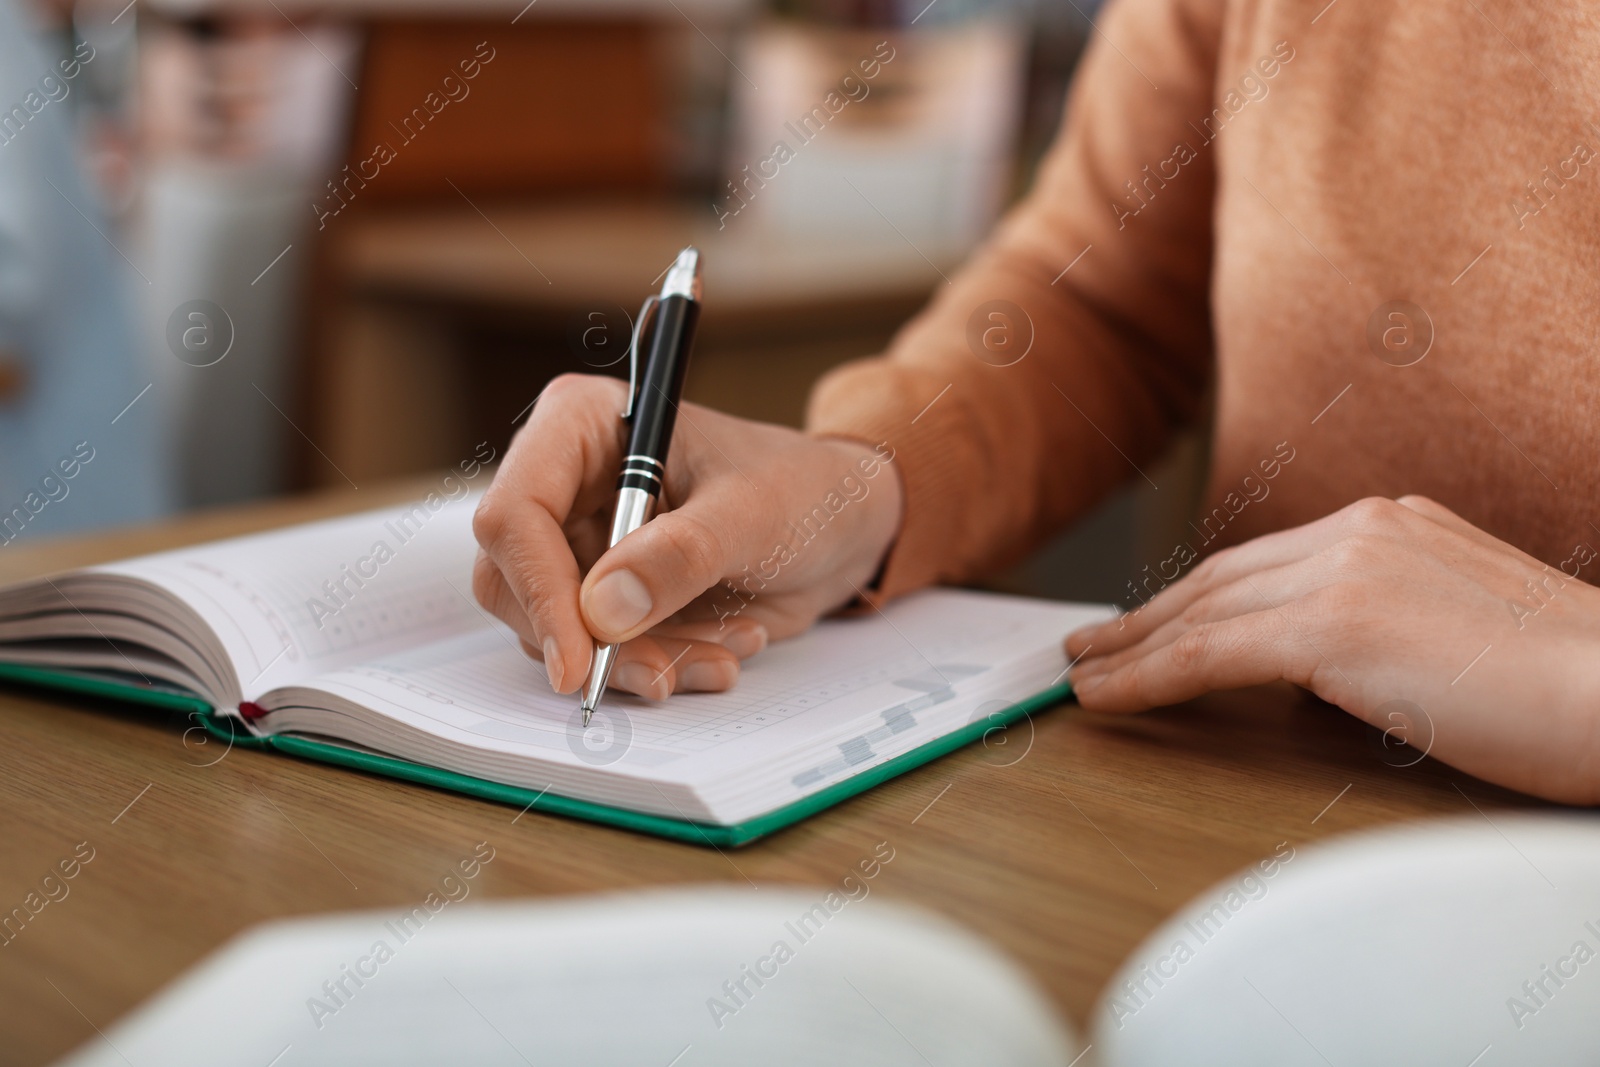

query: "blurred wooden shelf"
xmin=328 ymin=198 xmax=961 ymax=334
xmin=310 ymin=199 xmax=962 ymax=486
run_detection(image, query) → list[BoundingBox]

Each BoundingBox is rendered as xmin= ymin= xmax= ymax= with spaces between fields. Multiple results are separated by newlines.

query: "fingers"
xmin=1062 ymin=497 xmax=1409 ymax=710
xmin=486 ymin=554 xmax=769 ymax=696
xmin=1071 ymin=610 xmax=1324 ymax=712
xmin=1065 ymin=516 xmax=1352 ymax=660
xmin=651 ymin=617 xmax=769 ymax=659
xmin=477 ymin=375 xmax=899 ymax=698
xmin=604 ymin=635 xmax=741 ymax=700
xmin=1065 ymin=496 xmax=1464 ymax=660
xmin=521 ymin=633 xmax=743 ymax=700
xmin=1059 ymin=494 xmax=1545 ymax=717
xmin=473 ymin=375 xmax=629 ymax=692
xmin=476 ymin=550 xmax=586 ymax=690
xmin=473 ymin=502 xmax=588 ymax=691
xmin=579 ymin=480 xmax=764 ymax=643
xmin=1070 ymin=560 xmax=1313 ymax=681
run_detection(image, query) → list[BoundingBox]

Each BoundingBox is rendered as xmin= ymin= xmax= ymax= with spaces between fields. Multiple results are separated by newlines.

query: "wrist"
xmin=816 ymin=436 xmax=904 ymax=595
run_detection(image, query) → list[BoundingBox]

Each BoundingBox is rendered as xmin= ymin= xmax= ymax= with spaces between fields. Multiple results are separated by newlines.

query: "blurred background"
xmin=1 ymin=0 xmax=1205 ymax=607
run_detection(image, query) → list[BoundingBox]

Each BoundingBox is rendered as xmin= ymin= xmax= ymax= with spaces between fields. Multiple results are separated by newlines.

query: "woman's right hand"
xmin=471 ymin=374 xmax=903 ymax=701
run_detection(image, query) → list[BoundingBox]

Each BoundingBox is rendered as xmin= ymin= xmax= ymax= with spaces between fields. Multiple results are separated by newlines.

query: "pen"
xmin=580 ymin=246 xmax=703 ymax=725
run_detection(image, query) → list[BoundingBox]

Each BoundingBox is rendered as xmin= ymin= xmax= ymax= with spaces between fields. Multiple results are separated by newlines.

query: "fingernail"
xmin=679 ymin=660 xmax=737 ymax=692
xmin=1074 ymin=673 xmax=1104 ymax=695
xmin=543 ymin=636 xmax=564 ymax=691
xmin=723 ymin=624 xmax=769 ymax=659
xmin=614 ymin=661 xmax=668 ymax=701
xmin=586 ymin=570 xmax=654 ymax=637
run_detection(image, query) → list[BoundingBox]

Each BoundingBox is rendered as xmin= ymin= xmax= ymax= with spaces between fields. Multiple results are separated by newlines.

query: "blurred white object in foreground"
xmin=56 ymin=886 xmax=1081 ymax=1066
xmin=1096 ymin=814 xmax=1600 ymax=1067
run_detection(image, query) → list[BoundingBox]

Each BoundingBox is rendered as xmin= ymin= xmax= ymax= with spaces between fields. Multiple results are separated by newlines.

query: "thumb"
xmin=579 ymin=497 xmax=756 ymax=643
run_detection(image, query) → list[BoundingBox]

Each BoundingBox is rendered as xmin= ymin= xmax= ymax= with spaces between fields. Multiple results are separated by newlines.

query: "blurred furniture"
xmin=0 ymin=482 xmax=1549 ymax=1066
xmin=727 ymin=20 xmax=1025 ymax=248
xmin=311 ymin=199 xmax=955 ymax=484
xmin=133 ymin=0 xmax=1099 ymax=536
xmin=344 ymin=19 xmax=664 ymax=200
xmin=135 ymin=1 xmax=747 ymax=505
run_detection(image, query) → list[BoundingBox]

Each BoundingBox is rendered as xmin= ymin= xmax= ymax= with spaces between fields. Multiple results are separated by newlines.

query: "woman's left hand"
xmin=1065 ymin=496 xmax=1600 ymax=803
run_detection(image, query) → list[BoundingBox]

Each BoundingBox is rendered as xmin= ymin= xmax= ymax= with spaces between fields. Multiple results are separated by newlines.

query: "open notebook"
xmin=0 ymin=493 xmax=1107 ymax=845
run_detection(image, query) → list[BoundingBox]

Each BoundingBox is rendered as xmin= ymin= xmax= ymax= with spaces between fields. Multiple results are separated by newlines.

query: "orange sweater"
xmin=807 ymin=0 xmax=1600 ymax=601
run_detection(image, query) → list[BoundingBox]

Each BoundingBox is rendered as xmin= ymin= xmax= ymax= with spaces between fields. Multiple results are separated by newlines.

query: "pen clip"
xmin=623 ymin=294 xmax=658 ymax=421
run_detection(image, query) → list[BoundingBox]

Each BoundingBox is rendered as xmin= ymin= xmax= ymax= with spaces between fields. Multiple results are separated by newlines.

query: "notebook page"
xmin=96 ymin=490 xmax=491 ymax=700
xmin=271 ymin=590 xmax=1111 ymax=818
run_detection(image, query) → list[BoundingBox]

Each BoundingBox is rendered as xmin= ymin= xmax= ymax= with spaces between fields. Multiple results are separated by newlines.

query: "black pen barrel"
xmin=618 ymin=293 xmax=699 ymax=495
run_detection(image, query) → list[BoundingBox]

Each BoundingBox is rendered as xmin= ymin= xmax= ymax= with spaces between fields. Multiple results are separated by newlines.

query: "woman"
xmin=473 ymin=0 xmax=1600 ymax=804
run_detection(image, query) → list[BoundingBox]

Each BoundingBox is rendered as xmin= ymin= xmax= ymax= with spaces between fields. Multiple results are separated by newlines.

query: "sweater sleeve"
xmin=806 ymin=0 xmax=1223 ymax=599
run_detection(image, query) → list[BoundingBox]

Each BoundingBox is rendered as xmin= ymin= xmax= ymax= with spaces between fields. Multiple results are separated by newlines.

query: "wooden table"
xmin=0 ymin=482 xmax=1548 ymax=1064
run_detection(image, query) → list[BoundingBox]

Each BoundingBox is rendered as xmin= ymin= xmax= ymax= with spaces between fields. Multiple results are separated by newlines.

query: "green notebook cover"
xmin=0 ymin=661 xmax=1074 ymax=848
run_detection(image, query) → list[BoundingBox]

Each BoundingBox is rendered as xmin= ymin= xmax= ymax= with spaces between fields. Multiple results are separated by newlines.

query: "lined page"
xmin=97 ymin=490 xmax=491 ymax=699
xmin=272 ymin=591 xmax=1111 ymax=818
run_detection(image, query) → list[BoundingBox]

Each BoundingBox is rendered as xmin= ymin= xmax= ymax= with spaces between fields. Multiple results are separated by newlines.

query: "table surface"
xmin=0 ymin=482 xmax=1549 ymax=1064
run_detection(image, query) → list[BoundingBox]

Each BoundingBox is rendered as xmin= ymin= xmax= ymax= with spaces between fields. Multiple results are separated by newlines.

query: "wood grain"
xmin=0 ymin=481 xmax=1548 ymax=1063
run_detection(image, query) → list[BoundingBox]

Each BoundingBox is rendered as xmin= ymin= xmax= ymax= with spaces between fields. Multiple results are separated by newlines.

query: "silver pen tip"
xmin=662 ymin=246 xmax=702 ymax=301
xmin=581 ymin=703 xmax=594 ymax=727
